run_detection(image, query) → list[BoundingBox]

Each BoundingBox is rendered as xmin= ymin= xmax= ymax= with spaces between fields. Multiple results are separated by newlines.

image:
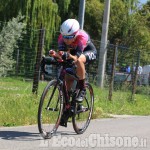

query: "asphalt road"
xmin=0 ymin=116 xmax=150 ymax=150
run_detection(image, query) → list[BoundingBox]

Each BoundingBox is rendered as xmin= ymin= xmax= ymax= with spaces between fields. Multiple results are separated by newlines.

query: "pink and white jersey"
xmin=58 ymin=30 xmax=90 ymax=53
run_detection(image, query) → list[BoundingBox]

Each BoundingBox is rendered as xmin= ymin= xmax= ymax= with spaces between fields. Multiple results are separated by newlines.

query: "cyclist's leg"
xmin=60 ymin=75 xmax=75 ymax=127
xmin=75 ymin=54 xmax=86 ymax=80
xmin=75 ymin=54 xmax=86 ymax=102
xmin=83 ymin=42 xmax=97 ymax=62
xmin=76 ymin=42 xmax=97 ymax=102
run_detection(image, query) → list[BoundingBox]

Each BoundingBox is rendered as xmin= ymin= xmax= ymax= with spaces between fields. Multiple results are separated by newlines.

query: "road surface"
xmin=0 ymin=116 xmax=150 ymax=150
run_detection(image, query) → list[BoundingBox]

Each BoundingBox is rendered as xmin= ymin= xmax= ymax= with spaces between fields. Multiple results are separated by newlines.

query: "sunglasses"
xmin=63 ymin=35 xmax=75 ymax=39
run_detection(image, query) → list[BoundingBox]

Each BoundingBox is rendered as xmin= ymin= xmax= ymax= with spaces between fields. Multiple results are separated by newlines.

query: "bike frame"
xmin=53 ymin=63 xmax=74 ymax=109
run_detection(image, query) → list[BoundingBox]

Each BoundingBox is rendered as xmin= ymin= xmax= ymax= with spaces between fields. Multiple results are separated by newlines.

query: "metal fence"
xmin=0 ymin=26 xmax=150 ymax=98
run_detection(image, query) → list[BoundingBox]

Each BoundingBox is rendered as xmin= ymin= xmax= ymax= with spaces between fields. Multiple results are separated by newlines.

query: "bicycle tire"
xmin=72 ymin=82 xmax=94 ymax=134
xmin=38 ymin=79 xmax=63 ymax=139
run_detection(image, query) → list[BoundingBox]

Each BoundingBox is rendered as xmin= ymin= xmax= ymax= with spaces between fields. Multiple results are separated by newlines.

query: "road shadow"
xmin=0 ymin=131 xmax=41 ymax=141
xmin=0 ymin=130 xmax=77 ymax=141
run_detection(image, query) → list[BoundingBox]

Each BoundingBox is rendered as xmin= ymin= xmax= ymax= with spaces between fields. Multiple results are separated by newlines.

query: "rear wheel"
xmin=38 ymin=80 xmax=63 ymax=139
xmin=72 ymin=82 xmax=94 ymax=134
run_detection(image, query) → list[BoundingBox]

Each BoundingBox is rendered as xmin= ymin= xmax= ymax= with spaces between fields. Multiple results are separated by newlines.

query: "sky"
xmin=139 ymin=0 xmax=148 ymax=4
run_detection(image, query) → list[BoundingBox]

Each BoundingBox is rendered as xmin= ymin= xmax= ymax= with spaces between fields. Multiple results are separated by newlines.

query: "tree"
xmin=0 ymin=0 xmax=61 ymax=76
xmin=84 ymin=0 xmax=104 ymax=39
xmin=0 ymin=15 xmax=26 ymax=76
xmin=108 ymin=0 xmax=150 ymax=65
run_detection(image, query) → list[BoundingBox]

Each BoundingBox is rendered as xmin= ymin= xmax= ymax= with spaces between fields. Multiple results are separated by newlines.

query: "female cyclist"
xmin=56 ymin=19 xmax=97 ymax=102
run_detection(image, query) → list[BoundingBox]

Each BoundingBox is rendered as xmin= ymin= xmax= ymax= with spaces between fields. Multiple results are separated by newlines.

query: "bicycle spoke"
xmin=38 ymin=80 xmax=63 ymax=139
xmin=72 ymin=83 xmax=94 ymax=134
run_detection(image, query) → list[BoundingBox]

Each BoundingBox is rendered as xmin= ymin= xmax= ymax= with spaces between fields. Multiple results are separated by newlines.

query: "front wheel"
xmin=72 ymin=82 xmax=94 ymax=134
xmin=38 ymin=79 xmax=63 ymax=139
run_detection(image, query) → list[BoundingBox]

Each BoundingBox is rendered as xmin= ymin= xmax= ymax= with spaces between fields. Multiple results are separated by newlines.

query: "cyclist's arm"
xmin=68 ymin=53 xmax=78 ymax=61
xmin=67 ymin=47 xmax=83 ymax=61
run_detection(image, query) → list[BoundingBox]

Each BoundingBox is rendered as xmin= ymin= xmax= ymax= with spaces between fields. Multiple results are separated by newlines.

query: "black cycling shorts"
xmin=83 ymin=42 xmax=97 ymax=63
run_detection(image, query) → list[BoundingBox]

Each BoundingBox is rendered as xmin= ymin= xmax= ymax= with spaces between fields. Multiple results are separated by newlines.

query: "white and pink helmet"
xmin=60 ymin=19 xmax=80 ymax=36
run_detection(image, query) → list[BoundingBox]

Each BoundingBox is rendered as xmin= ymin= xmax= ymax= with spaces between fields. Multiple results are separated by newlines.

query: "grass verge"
xmin=0 ymin=77 xmax=150 ymax=126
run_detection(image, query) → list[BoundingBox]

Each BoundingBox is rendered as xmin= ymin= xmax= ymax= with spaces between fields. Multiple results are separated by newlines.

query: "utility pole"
xmin=97 ymin=0 xmax=110 ymax=87
xmin=78 ymin=0 xmax=86 ymax=29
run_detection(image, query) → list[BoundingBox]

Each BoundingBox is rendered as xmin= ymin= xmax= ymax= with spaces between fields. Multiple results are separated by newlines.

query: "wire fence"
xmin=0 ymin=25 xmax=150 ymax=99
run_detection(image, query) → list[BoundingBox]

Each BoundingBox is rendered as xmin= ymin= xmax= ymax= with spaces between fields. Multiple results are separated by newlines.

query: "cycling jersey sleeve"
xmin=74 ymin=32 xmax=89 ymax=57
xmin=58 ymin=34 xmax=66 ymax=51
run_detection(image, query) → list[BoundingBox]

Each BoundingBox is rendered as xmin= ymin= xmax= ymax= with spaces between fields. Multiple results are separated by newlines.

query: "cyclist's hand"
xmin=49 ymin=50 xmax=63 ymax=61
xmin=49 ymin=49 xmax=56 ymax=57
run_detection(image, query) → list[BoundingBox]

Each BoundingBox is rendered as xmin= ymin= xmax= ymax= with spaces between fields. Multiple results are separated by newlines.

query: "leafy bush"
xmin=0 ymin=15 xmax=26 ymax=76
xmin=136 ymin=86 xmax=150 ymax=95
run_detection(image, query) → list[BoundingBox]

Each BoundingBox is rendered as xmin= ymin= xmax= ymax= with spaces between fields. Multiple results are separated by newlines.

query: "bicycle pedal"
xmin=77 ymin=104 xmax=88 ymax=113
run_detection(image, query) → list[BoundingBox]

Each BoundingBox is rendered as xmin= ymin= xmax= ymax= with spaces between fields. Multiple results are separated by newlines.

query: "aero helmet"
xmin=60 ymin=19 xmax=80 ymax=36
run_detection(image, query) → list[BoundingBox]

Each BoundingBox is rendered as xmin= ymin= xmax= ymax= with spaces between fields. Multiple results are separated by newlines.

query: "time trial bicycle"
xmin=38 ymin=51 xmax=94 ymax=139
